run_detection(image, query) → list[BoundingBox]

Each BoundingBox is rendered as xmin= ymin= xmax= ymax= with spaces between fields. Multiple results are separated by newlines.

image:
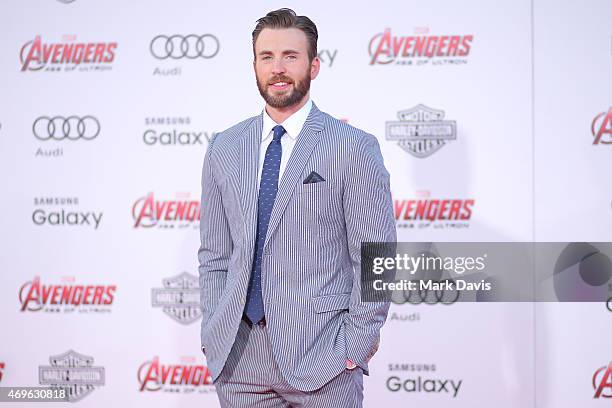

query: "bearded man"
xmin=198 ymin=8 xmax=396 ymax=407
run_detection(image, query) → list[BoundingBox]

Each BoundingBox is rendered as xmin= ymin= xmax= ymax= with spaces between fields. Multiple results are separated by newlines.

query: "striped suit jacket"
xmin=198 ymin=102 xmax=396 ymax=392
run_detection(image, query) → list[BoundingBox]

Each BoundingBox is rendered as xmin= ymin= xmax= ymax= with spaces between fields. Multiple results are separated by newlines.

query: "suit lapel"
xmin=239 ymin=115 xmax=262 ymax=247
xmin=263 ymin=103 xmax=325 ymax=250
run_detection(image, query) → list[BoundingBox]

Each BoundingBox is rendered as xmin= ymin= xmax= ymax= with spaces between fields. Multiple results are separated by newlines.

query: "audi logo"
xmin=392 ymin=279 xmax=460 ymax=305
xmin=33 ymin=116 xmax=100 ymax=141
xmin=150 ymin=34 xmax=220 ymax=60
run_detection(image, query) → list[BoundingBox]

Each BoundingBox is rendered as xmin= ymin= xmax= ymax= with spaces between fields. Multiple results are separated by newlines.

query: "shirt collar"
xmin=261 ymin=98 xmax=312 ymax=141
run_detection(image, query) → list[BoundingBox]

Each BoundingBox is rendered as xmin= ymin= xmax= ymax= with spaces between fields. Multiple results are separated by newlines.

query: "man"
xmin=198 ymin=8 xmax=396 ymax=407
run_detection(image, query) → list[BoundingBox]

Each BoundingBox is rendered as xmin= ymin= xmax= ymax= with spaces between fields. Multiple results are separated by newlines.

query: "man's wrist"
xmin=346 ymin=359 xmax=357 ymax=370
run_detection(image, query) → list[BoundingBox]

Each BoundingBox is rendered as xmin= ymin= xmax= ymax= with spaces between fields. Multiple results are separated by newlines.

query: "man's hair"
xmin=252 ymin=8 xmax=318 ymax=62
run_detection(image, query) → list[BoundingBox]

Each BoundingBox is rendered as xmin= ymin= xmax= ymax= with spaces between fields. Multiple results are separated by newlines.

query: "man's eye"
xmin=262 ymin=56 xmax=272 ymax=60
xmin=287 ymin=55 xmax=297 ymax=60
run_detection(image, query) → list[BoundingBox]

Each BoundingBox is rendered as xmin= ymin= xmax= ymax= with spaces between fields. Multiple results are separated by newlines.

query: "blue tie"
xmin=244 ymin=125 xmax=286 ymax=324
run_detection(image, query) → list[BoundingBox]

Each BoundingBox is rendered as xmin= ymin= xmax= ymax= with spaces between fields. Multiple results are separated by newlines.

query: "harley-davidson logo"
xmin=152 ymin=272 xmax=201 ymax=324
xmin=386 ymin=104 xmax=457 ymax=158
xmin=38 ymin=350 xmax=105 ymax=402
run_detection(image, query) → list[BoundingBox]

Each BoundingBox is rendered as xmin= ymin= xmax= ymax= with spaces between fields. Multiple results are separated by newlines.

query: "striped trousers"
xmin=214 ymin=318 xmax=364 ymax=408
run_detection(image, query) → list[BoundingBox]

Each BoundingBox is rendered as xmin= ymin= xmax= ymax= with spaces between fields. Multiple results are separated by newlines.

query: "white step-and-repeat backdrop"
xmin=0 ymin=0 xmax=611 ymax=407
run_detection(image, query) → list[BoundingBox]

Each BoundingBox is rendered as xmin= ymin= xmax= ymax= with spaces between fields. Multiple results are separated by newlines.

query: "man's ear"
xmin=310 ymin=56 xmax=321 ymax=80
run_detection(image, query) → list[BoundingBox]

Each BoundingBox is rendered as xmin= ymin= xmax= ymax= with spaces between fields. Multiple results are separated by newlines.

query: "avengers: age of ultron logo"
xmin=592 ymin=108 xmax=612 ymax=145
xmin=593 ymin=361 xmax=612 ymax=398
xmin=369 ymin=28 xmax=473 ymax=66
xmin=132 ymin=192 xmax=200 ymax=229
xmin=138 ymin=356 xmax=214 ymax=393
xmin=394 ymin=191 xmax=475 ymax=230
xmin=19 ymin=276 xmax=116 ymax=313
xmin=20 ymin=35 xmax=117 ymax=72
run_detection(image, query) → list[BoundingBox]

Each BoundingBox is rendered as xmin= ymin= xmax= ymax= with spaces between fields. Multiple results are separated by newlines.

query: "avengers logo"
xmin=369 ymin=29 xmax=473 ymax=65
xmin=394 ymin=198 xmax=474 ymax=221
xmin=20 ymin=35 xmax=117 ymax=72
xmin=138 ymin=356 xmax=213 ymax=392
xmin=151 ymin=272 xmax=201 ymax=324
xmin=33 ymin=116 xmax=100 ymax=140
xmin=150 ymin=34 xmax=220 ymax=59
xmin=39 ymin=350 xmax=105 ymax=402
xmin=386 ymin=105 xmax=457 ymax=158
xmin=591 ymin=108 xmax=612 ymax=145
xmin=593 ymin=361 xmax=612 ymax=398
xmin=19 ymin=276 xmax=116 ymax=312
xmin=132 ymin=192 xmax=200 ymax=229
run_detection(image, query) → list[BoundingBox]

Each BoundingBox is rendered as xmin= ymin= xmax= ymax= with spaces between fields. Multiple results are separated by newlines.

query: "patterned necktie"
xmin=244 ymin=125 xmax=286 ymax=324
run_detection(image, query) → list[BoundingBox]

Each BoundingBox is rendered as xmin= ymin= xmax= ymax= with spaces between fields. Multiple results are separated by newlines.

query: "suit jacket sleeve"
xmin=342 ymin=132 xmax=396 ymax=374
xmin=198 ymin=133 xmax=232 ymax=330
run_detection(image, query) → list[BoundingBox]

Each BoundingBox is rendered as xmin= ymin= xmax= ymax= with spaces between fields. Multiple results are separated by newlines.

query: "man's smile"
xmin=270 ymin=81 xmax=291 ymax=90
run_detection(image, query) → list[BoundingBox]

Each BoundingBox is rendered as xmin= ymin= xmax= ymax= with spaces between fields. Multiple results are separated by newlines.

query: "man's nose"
xmin=271 ymin=58 xmax=286 ymax=75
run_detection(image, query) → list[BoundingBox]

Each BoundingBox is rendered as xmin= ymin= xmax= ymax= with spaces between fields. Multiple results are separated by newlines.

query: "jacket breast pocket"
xmin=298 ymin=181 xmax=341 ymax=225
xmin=299 ymin=180 xmax=333 ymax=195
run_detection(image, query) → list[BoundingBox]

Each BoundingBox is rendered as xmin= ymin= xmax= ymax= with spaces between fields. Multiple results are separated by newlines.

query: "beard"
xmin=256 ymin=70 xmax=311 ymax=109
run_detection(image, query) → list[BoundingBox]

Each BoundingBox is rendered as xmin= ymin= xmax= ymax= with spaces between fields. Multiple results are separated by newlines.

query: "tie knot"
xmin=272 ymin=125 xmax=286 ymax=142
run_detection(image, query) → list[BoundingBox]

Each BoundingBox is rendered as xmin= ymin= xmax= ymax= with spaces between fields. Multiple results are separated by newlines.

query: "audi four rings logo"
xmin=393 ymin=280 xmax=460 ymax=305
xmin=150 ymin=34 xmax=220 ymax=59
xmin=33 ymin=116 xmax=100 ymax=140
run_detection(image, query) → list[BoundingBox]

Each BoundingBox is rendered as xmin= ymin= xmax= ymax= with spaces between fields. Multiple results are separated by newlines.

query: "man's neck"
xmin=265 ymin=94 xmax=310 ymax=124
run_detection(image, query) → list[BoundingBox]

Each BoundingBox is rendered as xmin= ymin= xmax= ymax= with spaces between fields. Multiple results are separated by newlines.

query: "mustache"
xmin=268 ymin=76 xmax=293 ymax=85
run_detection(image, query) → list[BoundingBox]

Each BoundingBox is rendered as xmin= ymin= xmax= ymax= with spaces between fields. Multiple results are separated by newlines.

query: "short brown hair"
xmin=252 ymin=8 xmax=318 ymax=62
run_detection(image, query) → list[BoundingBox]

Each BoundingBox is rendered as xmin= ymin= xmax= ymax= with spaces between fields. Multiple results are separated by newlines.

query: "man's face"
xmin=254 ymin=28 xmax=320 ymax=109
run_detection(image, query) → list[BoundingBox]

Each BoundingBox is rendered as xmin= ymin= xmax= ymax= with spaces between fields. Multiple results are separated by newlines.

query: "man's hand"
xmin=346 ymin=340 xmax=380 ymax=370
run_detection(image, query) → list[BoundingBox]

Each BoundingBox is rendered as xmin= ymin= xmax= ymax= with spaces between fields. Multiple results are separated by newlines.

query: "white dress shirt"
xmin=258 ymin=98 xmax=312 ymax=185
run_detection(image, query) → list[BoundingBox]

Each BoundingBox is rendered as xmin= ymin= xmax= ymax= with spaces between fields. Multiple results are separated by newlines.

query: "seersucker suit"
xmin=198 ymin=101 xmax=396 ymax=393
